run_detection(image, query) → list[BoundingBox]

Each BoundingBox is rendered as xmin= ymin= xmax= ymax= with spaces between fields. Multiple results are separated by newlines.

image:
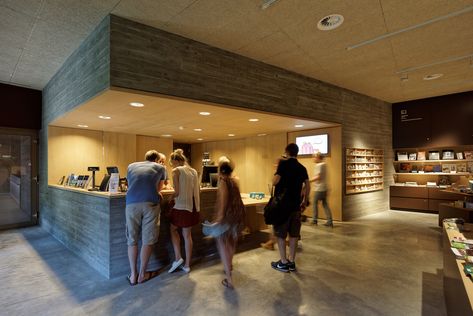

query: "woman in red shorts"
xmin=168 ymin=149 xmax=200 ymax=273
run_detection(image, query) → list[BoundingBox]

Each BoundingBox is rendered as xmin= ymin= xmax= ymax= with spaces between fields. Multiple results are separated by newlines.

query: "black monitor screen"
xmin=107 ymin=166 xmax=119 ymax=175
xmin=210 ymin=173 xmax=219 ymax=187
xmin=201 ymin=165 xmax=218 ymax=184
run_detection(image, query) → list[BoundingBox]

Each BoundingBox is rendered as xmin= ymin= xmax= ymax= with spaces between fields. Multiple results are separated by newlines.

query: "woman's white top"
xmin=174 ymin=165 xmax=200 ymax=212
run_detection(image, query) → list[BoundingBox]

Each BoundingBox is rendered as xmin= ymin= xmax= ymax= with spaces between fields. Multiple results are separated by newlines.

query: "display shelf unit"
xmin=345 ymin=147 xmax=384 ymax=194
xmin=393 ymin=147 xmax=473 ymax=186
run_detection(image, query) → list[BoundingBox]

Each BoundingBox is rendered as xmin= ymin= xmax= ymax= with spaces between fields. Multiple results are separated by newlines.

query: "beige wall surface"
xmin=288 ymin=126 xmax=342 ymax=221
xmin=48 ymin=127 xmax=173 ymax=185
xmin=191 ymin=133 xmax=287 ymax=194
xmin=191 ymin=127 xmax=343 ymax=221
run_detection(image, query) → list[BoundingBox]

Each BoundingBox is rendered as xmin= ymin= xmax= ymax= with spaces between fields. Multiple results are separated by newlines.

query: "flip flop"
xmin=138 ymin=271 xmax=158 ymax=284
xmin=221 ymin=278 xmax=234 ymax=289
xmin=126 ymin=275 xmax=137 ymax=286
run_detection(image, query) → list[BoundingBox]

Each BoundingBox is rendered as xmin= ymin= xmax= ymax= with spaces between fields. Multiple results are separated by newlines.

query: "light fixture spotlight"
xmin=77 ymin=124 xmax=88 ymax=128
xmin=199 ymin=111 xmax=211 ymax=116
xmin=248 ymin=118 xmax=259 ymax=122
xmin=257 ymin=133 xmax=267 ymax=137
xmin=228 ymin=134 xmax=235 ymax=137
xmin=317 ymin=14 xmax=344 ymax=31
xmin=129 ymin=102 xmax=144 ymax=107
xmin=98 ymin=115 xmax=111 ymax=120
xmin=295 ymin=124 xmax=304 ymax=128
xmin=161 ymin=134 xmax=172 ymax=137
xmin=193 ymin=128 xmax=202 ymax=132
xmin=197 ymin=138 xmax=203 ymax=141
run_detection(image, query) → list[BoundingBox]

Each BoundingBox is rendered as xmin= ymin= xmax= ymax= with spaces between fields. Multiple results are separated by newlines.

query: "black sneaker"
xmin=271 ymin=260 xmax=290 ymax=273
xmin=287 ymin=260 xmax=296 ymax=272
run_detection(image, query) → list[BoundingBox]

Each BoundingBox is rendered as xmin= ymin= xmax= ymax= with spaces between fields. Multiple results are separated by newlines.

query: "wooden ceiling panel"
xmin=390 ymin=13 xmax=473 ymax=69
xmin=51 ymin=89 xmax=336 ymax=143
xmin=380 ymin=0 xmax=473 ymax=31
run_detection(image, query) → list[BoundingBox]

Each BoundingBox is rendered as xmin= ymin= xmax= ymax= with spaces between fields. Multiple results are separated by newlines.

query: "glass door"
xmin=0 ymin=128 xmax=38 ymax=229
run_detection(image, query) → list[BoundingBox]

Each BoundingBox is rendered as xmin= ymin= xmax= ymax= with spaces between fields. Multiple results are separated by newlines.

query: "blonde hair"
xmin=170 ymin=148 xmax=187 ymax=163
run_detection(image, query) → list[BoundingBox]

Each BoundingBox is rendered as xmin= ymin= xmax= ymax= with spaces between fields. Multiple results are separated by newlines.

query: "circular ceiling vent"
xmin=317 ymin=14 xmax=344 ymax=31
xmin=423 ymin=73 xmax=443 ymax=80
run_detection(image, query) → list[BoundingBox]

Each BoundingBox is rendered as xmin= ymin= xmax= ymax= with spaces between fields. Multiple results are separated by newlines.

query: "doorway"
xmin=0 ymin=128 xmax=38 ymax=229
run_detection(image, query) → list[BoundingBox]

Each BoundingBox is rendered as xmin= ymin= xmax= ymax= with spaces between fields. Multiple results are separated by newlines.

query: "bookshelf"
xmin=345 ymin=147 xmax=384 ymax=194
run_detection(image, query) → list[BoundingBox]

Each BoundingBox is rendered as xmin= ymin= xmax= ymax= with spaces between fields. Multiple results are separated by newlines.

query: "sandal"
xmin=138 ymin=271 xmax=158 ymax=284
xmin=221 ymin=278 xmax=234 ymax=289
xmin=126 ymin=275 xmax=137 ymax=286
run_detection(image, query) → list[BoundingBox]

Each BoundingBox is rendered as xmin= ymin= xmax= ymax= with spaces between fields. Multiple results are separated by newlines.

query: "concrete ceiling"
xmin=1 ymin=0 xmax=473 ymax=103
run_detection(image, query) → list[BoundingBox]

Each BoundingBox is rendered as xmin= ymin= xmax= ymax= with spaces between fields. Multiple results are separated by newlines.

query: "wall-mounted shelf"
xmin=345 ymin=147 xmax=384 ymax=195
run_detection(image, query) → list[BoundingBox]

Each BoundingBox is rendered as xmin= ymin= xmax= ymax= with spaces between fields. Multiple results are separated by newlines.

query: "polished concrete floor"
xmin=0 ymin=210 xmax=446 ymax=316
xmin=0 ymin=193 xmax=30 ymax=227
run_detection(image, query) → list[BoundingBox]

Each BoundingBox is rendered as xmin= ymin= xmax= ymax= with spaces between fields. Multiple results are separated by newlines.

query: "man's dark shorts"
xmin=273 ymin=211 xmax=301 ymax=239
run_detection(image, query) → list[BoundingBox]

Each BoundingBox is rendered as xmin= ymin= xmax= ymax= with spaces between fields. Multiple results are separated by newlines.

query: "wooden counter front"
xmin=44 ymin=185 xmax=268 ymax=278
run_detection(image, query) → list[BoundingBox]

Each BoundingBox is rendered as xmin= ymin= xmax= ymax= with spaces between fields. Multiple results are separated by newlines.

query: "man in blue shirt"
xmin=126 ymin=150 xmax=166 ymax=285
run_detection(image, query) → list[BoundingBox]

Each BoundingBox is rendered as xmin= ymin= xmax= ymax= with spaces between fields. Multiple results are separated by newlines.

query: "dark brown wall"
xmin=0 ymin=83 xmax=42 ymax=130
xmin=393 ymin=91 xmax=473 ymax=148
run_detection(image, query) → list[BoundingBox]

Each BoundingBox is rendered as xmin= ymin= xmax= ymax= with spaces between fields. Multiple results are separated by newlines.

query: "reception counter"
xmin=42 ymin=184 xmax=268 ymax=278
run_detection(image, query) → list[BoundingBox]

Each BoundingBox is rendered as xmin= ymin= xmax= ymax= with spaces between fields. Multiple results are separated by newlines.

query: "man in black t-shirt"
xmin=271 ymin=143 xmax=310 ymax=273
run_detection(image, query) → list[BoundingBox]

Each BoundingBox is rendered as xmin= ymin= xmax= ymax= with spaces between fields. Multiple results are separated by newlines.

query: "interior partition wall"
xmin=42 ymin=15 xmax=392 ymax=223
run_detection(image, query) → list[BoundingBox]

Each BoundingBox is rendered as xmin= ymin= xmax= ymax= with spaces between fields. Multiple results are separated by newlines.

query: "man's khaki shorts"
xmin=125 ymin=202 xmax=160 ymax=246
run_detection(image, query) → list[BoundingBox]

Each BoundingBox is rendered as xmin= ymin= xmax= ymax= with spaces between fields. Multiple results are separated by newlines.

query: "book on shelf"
xmin=408 ymin=153 xmax=417 ymax=160
xmin=464 ymin=151 xmax=473 ymax=160
xmin=442 ymin=150 xmax=454 ymax=160
xmin=397 ymin=152 xmax=408 ymax=161
xmin=417 ymin=151 xmax=426 ymax=160
xmin=429 ymin=151 xmax=440 ymax=160
xmin=456 ymin=152 xmax=464 ymax=160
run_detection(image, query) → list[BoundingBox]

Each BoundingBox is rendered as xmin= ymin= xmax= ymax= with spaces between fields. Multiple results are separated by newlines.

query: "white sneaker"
xmin=181 ymin=266 xmax=190 ymax=273
xmin=168 ymin=258 xmax=184 ymax=273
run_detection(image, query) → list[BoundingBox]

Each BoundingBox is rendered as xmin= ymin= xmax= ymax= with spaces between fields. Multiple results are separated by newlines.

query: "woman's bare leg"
xmin=182 ymin=227 xmax=193 ymax=268
xmin=170 ymin=223 xmax=182 ymax=261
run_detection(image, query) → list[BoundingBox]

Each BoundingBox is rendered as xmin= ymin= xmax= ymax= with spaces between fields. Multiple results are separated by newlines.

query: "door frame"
xmin=0 ymin=127 xmax=39 ymax=230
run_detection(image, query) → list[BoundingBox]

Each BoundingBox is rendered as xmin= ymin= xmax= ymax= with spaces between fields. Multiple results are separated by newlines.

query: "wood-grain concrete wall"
xmin=40 ymin=16 xmax=111 ymax=247
xmin=109 ymin=15 xmax=393 ymax=220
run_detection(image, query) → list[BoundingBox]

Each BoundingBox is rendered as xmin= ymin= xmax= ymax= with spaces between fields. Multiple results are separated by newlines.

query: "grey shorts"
xmin=273 ymin=211 xmax=301 ymax=239
xmin=125 ymin=202 xmax=160 ymax=246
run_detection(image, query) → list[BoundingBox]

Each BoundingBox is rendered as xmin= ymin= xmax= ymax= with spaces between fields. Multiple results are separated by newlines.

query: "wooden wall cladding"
xmin=393 ymin=91 xmax=473 ymax=148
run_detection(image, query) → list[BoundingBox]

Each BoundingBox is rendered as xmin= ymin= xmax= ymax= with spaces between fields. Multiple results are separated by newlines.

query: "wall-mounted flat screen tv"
xmin=295 ymin=134 xmax=329 ymax=156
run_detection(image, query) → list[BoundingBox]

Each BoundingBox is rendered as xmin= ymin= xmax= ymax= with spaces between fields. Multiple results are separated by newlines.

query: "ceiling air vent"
xmin=317 ymin=14 xmax=344 ymax=31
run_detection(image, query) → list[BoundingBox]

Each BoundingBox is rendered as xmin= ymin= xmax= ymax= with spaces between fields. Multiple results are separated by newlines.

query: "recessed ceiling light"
xmin=193 ymin=128 xmax=202 ymax=132
xmin=228 ymin=134 xmax=235 ymax=137
xmin=199 ymin=112 xmax=211 ymax=116
xmin=317 ymin=14 xmax=344 ymax=31
xmin=423 ymin=73 xmax=444 ymax=80
xmin=98 ymin=115 xmax=111 ymax=120
xmin=161 ymin=134 xmax=172 ymax=137
xmin=197 ymin=138 xmax=204 ymax=141
xmin=249 ymin=118 xmax=259 ymax=122
xmin=179 ymin=126 xmax=184 ymax=130
xmin=129 ymin=102 xmax=144 ymax=107
xmin=295 ymin=124 xmax=304 ymax=128
xmin=77 ymin=124 xmax=88 ymax=128
xmin=257 ymin=133 xmax=267 ymax=137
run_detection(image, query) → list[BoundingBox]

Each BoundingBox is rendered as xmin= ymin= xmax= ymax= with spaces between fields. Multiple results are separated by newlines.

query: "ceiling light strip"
xmin=396 ymin=53 xmax=473 ymax=74
xmin=346 ymin=5 xmax=473 ymax=51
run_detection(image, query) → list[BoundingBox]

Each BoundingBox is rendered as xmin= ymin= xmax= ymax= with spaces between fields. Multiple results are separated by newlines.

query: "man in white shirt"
xmin=310 ymin=152 xmax=333 ymax=227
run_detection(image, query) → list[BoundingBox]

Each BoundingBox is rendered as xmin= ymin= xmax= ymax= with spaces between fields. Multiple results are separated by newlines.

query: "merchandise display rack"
xmin=345 ymin=147 xmax=384 ymax=194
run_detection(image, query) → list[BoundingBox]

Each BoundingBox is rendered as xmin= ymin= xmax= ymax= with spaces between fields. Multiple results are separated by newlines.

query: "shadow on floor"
xmin=422 ymin=269 xmax=447 ymax=316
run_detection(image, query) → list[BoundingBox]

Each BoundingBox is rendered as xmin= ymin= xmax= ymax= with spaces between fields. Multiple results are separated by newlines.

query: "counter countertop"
xmin=48 ymin=184 xmax=267 ymax=205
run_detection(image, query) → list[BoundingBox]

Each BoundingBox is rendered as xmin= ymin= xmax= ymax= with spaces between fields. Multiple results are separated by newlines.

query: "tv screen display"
xmin=295 ymin=134 xmax=329 ymax=155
